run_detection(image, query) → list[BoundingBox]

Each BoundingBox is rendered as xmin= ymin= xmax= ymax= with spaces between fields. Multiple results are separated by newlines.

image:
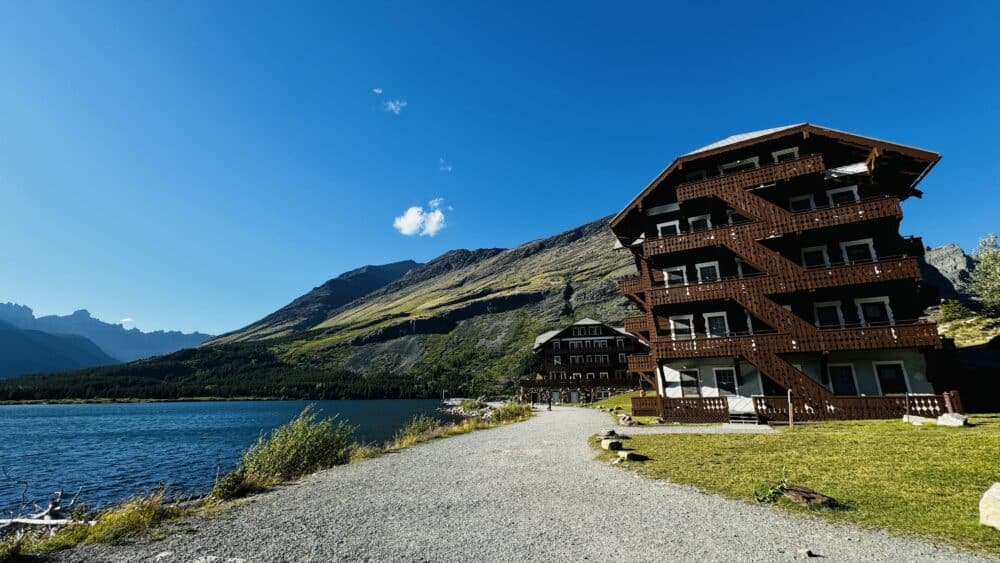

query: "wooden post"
xmin=787 ymin=388 xmax=794 ymax=428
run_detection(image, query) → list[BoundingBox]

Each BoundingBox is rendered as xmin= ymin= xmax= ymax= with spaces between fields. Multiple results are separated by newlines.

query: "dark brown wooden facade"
xmin=610 ymin=124 xmax=954 ymax=419
xmin=521 ymin=318 xmax=646 ymax=404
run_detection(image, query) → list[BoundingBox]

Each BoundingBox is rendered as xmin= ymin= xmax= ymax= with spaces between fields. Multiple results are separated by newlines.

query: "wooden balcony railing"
xmin=649 ymin=321 xmax=941 ymax=359
xmin=521 ymin=377 xmax=640 ymax=389
xmin=641 ymin=196 xmax=903 ymax=259
xmin=628 ymin=354 xmax=657 ymax=373
xmin=643 ymin=256 xmax=922 ymax=307
xmin=624 ymin=315 xmax=647 ymax=334
xmin=630 ymin=396 xmax=730 ymax=422
xmin=752 ymin=390 xmax=962 ymax=421
xmin=677 ymin=154 xmax=826 ymax=201
xmin=618 ymin=275 xmax=643 ymax=295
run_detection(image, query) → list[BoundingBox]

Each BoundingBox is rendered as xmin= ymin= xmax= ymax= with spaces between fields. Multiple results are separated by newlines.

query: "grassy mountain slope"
xmin=0 ymin=321 xmax=119 ymax=379
xmin=0 ymin=215 xmax=635 ymax=399
xmin=209 ymin=260 xmax=421 ymax=344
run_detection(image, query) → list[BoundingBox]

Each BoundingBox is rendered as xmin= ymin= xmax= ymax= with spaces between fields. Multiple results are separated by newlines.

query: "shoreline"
xmin=0 ymin=396 xmax=456 ymax=406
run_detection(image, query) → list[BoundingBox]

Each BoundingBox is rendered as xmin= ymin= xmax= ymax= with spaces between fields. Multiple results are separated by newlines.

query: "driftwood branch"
xmin=0 ymin=468 xmax=89 ymax=532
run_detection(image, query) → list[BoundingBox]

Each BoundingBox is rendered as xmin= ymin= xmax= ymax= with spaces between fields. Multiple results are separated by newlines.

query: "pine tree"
xmin=970 ymin=233 xmax=1000 ymax=316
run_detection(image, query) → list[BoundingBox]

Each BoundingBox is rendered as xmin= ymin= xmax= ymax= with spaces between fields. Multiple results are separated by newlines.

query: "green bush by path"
xmin=599 ymin=414 xmax=1000 ymax=555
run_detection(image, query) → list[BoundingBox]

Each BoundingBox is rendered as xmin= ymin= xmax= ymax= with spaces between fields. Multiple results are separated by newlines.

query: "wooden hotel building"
xmin=611 ymin=124 xmax=962 ymax=422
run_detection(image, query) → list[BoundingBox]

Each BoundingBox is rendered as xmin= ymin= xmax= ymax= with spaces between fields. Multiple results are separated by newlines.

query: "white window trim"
xmin=854 ymin=296 xmax=895 ymax=326
xmin=718 ymin=156 xmax=760 ymax=175
xmin=840 ymin=238 xmax=877 ymax=264
xmin=553 ymin=356 xmax=561 ymax=365
xmin=656 ymin=220 xmax=680 ymax=238
xmin=695 ymin=261 xmax=721 ymax=283
xmin=571 ymin=372 xmax=581 ymax=380
xmin=814 ymin=300 xmax=845 ymax=329
xmin=826 ymin=185 xmax=860 ymax=205
xmin=734 ymin=258 xmax=745 ymax=279
xmin=618 ymin=353 xmax=626 ymax=363
xmin=687 ymin=214 xmax=712 ymax=231
xmin=801 ymin=245 xmax=831 ymax=268
xmin=679 ymin=368 xmax=702 ymax=397
xmin=827 ymin=363 xmax=859 ymax=395
xmin=789 ymin=194 xmax=816 ymax=212
xmin=745 ymin=310 xmax=754 ymax=335
xmin=702 ymin=312 xmax=730 ymax=338
xmin=669 ymin=314 xmax=696 ymax=340
xmin=712 ymin=367 xmax=739 ymax=396
xmin=772 ymin=147 xmax=800 ymax=163
xmin=599 ymin=371 xmax=609 ymax=379
xmin=872 ymin=361 xmax=912 ymax=395
xmin=725 ymin=208 xmax=737 ymax=225
xmin=553 ymin=341 xmax=560 ymax=351
xmin=663 ymin=266 xmax=687 ymax=286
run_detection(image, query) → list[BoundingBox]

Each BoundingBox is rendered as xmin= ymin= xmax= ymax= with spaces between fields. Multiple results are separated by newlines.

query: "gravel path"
xmin=59 ymin=407 xmax=993 ymax=562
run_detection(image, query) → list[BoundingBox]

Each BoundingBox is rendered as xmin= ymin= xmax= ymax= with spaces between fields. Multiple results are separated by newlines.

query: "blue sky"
xmin=1 ymin=1 xmax=997 ymax=334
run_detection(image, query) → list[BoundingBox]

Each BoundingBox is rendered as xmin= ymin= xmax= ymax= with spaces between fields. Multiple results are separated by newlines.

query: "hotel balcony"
xmin=623 ymin=315 xmax=647 ymax=334
xmin=627 ymin=353 xmax=657 ymax=373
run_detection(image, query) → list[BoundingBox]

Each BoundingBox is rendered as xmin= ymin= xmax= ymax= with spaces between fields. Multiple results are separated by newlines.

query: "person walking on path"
xmin=547 ymin=394 xmax=552 ymax=411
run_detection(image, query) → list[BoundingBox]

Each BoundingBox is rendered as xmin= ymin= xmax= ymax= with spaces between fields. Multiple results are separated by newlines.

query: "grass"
xmin=939 ymin=314 xmax=1000 ymax=348
xmin=8 ymin=488 xmax=184 ymax=560
xmin=590 ymin=391 xmax=663 ymax=424
xmin=210 ymin=405 xmax=356 ymax=500
xmin=595 ymin=414 xmax=1000 ymax=555
xmin=386 ymin=402 xmax=532 ymax=449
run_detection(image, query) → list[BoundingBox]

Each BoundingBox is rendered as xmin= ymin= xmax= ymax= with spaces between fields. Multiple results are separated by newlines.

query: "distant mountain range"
xmin=0 ymin=304 xmax=213 ymax=379
xmin=0 ymin=320 xmax=118 ymax=379
xmin=0 ymin=214 xmax=980 ymax=399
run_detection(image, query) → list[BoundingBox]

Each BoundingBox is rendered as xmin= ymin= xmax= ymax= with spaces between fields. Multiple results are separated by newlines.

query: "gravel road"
xmin=59 ymin=407 xmax=993 ymax=562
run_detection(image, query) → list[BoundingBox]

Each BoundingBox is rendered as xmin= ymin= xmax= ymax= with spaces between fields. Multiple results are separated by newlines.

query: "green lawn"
xmin=597 ymin=414 xmax=1000 ymax=555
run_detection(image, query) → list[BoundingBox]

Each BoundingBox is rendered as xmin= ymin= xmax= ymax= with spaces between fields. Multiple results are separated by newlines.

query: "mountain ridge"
xmin=0 ymin=320 xmax=118 ymax=379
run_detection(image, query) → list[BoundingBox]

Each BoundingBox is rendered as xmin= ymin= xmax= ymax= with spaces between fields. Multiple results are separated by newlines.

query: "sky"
xmin=1 ymin=1 xmax=997 ymax=334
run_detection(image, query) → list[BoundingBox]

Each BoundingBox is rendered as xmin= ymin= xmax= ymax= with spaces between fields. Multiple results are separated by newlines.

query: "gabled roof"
xmin=610 ymin=123 xmax=940 ymax=230
xmin=532 ymin=319 xmax=633 ymax=349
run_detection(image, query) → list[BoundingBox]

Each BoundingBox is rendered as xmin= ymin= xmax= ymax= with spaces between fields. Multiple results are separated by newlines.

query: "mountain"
xmin=0 ymin=305 xmax=213 ymax=362
xmin=3 ymin=213 xmax=976 ymax=401
xmin=921 ymin=244 xmax=975 ymax=303
xmin=210 ymin=260 xmax=421 ymax=345
xmin=0 ymin=215 xmax=634 ymax=399
xmin=0 ymin=320 xmax=118 ymax=379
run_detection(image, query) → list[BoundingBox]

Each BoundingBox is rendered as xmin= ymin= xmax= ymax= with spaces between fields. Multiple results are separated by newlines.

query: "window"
xmin=772 ymin=147 xmax=800 ymax=163
xmin=597 ymin=355 xmax=609 ymax=364
xmin=599 ymin=372 xmax=609 ymax=379
xmin=615 ymin=369 xmax=626 ymax=378
xmin=616 ymin=338 xmax=624 ymax=348
xmin=687 ymin=214 xmax=712 ymax=232
xmin=571 ymin=355 xmax=583 ymax=364
xmin=553 ymin=356 xmax=561 ymax=365
xmin=840 ymin=239 xmax=876 ymax=264
xmin=669 ymin=315 xmax=695 ymax=340
xmin=618 ymin=353 xmax=627 ymax=363
xmin=789 ymin=194 xmax=816 ymax=212
xmin=703 ymin=312 xmax=729 ymax=338
xmin=814 ymin=301 xmax=845 ymax=329
xmin=745 ymin=310 xmax=755 ymax=335
xmin=714 ymin=368 xmax=738 ymax=397
xmin=664 ymin=266 xmax=687 ymax=286
xmin=725 ymin=208 xmax=737 ymax=225
xmin=561 ymin=372 xmax=568 ymax=380
xmin=685 ymin=169 xmax=707 ymax=181
xmin=734 ymin=258 xmax=745 ymax=279
xmin=553 ymin=341 xmax=560 ymax=351
xmin=801 ymin=245 xmax=830 ymax=268
xmin=826 ymin=185 xmax=860 ymax=206
xmin=874 ymin=362 xmax=910 ymax=395
xmin=656 ymin=220 xmax=680 ymax=237
xmin=695 ymin=261 xmax=720 ymax=283
xmin=589 ymin=327 xmax=600 ymax=336
xmin=572 ymin=327 xmax=584 ymax=336
xmin=718 ymin=157 xmax=759 ymax=175
xmin=586 ymin=372 xmax=595 ymax=380
xmin=827 ymin=364 xmax=858 ymax=395
xmin=679 ymin=369 xmax=701 ymax=397
xmin=855 ymin=296 xmax=894 ymax=326
xmin=571 ymin=372 xmax=581 ymax=380
xmin=548 ymin=371 xmax=559 ymax=379
xmin=596 ymin=339 xmax=607 ymax=349
xmin=585 ymin=355 xmax=593 ymax=363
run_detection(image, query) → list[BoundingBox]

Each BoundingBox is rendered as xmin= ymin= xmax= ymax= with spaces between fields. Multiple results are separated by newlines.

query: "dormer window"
xmin=657 ymin=220 xmax=680 ymax=237
xmin=688 ymin=214 xmax=712 ymax=232
xmin=718 ymin=157 xmax=759 ymax=175
xmin=789 ymin=194 xmax=816 ymax=212
xmin=826 ymin=185 xmax=860 ymax=206
xmin=771 ymin=147 xmax=800 ymax=163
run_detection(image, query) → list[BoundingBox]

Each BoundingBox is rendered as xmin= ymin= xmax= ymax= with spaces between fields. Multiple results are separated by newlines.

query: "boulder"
xmin=937 ymin=413 xmax=969 ymax=427
xmin=902 ymin=414 xmax=936 ymax=425
xmin=617 ymin=450 xmax=640 ymax=461
xmin=980 ymin=483 xmax=1000 ymax=530
xmin=600 ymin=439 xmax=622 ymax=451
xmin=600 ymin=429 xmax=617 ymax=438
xmin=767 ymin=482 xmax=839 ymax=508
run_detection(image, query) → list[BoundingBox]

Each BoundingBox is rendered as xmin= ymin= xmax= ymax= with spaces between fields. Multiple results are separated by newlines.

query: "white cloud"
xmin=372 ymin=87 xmax=383 ymax=95
xmin=120 ymin=317 xmax=134 ymax=325
xmin=438 ymin=158 xmax=453 ymax=172
xmin=393 ymin=198 xmax=447 ymax=237
xmin=383 ymin=99 xmax=408 ymax=115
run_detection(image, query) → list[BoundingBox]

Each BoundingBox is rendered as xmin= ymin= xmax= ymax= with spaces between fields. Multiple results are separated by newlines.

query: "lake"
xmin=0 ymin=400 xmax=458 ymax=513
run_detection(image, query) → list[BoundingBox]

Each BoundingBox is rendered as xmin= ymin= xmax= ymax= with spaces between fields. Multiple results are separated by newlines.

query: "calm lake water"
xmin=0 ymin=400 xmax=457 ymax=513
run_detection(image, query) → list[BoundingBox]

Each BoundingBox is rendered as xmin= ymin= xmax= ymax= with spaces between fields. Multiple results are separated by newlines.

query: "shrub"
xmin=211 ymin=405 xmax=356 ymax=500
xmin=0 ymin=533 xmax=23 ymax=563
xmin=390 ymin=415 xmax=442 ymax=448
xmin=490 ymin=402 xmax=531 ymax=423
xmin=349 ymin=444 xmax=383 ymax=462
xmin=457 ymin=398 xmax=486 ymax=411
xmin=939 ymin=300 xmax=974 ymax=322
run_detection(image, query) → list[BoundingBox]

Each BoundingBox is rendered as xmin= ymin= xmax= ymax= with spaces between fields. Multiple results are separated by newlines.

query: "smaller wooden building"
xmin=521 ymin=318 xmax=647 ymax=404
